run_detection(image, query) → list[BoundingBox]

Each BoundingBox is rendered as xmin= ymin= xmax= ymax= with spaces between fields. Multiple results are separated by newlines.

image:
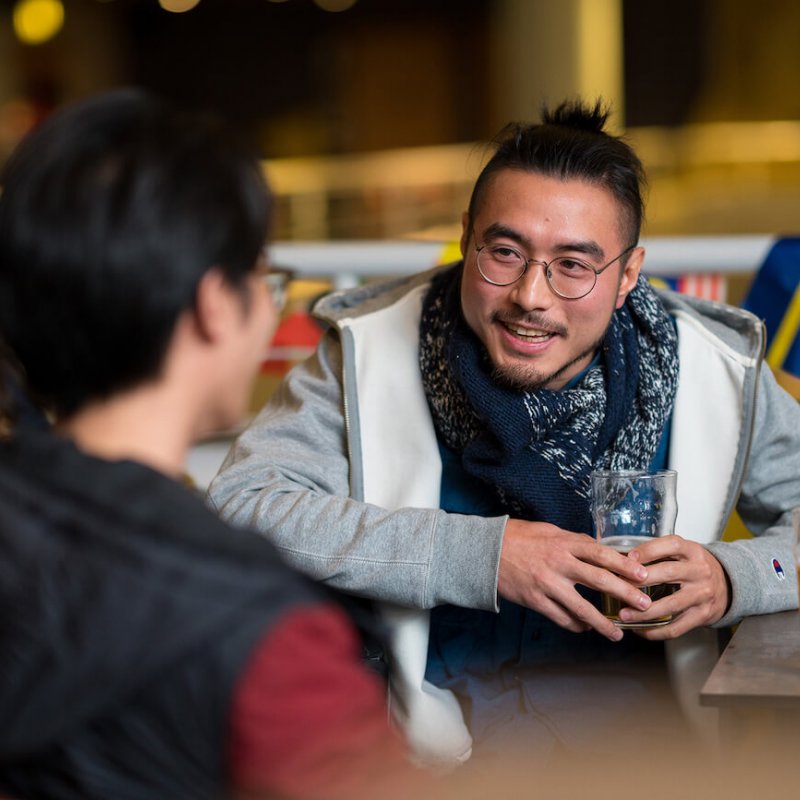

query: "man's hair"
xmin=467 ymin=98 xmax=646 ymax=246
xmin=0 ymin=88 xmax=271 ymax=418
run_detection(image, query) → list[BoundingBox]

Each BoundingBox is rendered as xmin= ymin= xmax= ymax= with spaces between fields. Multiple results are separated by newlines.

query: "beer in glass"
xmin=591 ymin=469 xmax=678 ymax=628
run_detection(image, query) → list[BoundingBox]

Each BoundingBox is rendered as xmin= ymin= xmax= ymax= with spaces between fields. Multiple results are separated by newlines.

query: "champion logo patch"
xmin=772 ymin=558 xmax=786 ymax=580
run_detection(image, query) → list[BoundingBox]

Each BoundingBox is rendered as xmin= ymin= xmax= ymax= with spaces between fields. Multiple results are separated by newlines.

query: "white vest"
xmin=341 ymin=288 xmax=755 ymax=766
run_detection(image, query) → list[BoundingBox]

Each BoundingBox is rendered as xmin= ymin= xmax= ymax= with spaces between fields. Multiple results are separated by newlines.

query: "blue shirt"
xmin=426 ymin=356 xmax=670 ymax=751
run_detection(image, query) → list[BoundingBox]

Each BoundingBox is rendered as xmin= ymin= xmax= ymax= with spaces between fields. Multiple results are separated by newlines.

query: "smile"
xmin=502 ymin=322 xmax=556 ymax=342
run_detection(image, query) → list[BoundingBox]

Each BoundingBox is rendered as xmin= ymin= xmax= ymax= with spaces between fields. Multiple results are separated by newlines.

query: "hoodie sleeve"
xmin=208 ymin=331 xmax=504 ymax=612
xmin=706 ymin=365 xmax=800 ymax=626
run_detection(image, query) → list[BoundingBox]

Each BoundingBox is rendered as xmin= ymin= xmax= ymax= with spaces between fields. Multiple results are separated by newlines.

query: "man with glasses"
xmin=210 ymin=100 xmax=800 ymax=769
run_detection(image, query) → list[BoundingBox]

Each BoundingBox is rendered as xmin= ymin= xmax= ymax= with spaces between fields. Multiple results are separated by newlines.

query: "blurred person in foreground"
xmin=0 ymin=89 xmax=423 ymax=799
xmin=209 ymin=99 xmax=800 ymax=770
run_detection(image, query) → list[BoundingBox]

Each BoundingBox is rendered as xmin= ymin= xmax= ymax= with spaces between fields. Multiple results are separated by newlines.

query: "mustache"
xmin=491 ymin=310 xmax=568 ymax=338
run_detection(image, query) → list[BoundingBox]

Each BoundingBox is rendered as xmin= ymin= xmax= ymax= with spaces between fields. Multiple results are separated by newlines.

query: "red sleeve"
xmin=226 ymin=603 xmax=430 ymax=800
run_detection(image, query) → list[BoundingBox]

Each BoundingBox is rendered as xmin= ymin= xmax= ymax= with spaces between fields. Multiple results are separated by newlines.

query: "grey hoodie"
xmin=209 ymin=266 xmax=800 ymax=765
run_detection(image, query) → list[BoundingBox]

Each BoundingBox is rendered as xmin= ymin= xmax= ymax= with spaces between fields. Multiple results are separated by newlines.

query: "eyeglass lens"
xmin=262 ymin=272 xmax=289 ymax=311
xmin=477 ymin=246 xmax=597 ymax=299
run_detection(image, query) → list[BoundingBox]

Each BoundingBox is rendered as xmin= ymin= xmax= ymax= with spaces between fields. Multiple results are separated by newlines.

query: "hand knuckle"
xmin=594 ymin=570 xmax=611 ymax=590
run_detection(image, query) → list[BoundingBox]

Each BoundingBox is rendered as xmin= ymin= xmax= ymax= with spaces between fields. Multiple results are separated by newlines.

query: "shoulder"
xmin=655 ymin=287 xmax=765 ymax=363
xmin=313 ymin=263 xmax=458 ymax=326
xmin=227 ymin=602 xmax=411 ymax=797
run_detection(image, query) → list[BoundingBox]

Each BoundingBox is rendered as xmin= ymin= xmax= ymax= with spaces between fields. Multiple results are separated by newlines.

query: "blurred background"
xmin=2 ymin=0 xmax=800 ymax=243
xmin=5 ymin=0 xmax=799 ymax=484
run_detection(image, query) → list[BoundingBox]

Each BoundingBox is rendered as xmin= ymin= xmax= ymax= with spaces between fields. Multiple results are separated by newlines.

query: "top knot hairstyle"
xmin=542 ymin=97 xmax=610 ymax=132
xmin=467 ymin=98 xmax=647 ymax=247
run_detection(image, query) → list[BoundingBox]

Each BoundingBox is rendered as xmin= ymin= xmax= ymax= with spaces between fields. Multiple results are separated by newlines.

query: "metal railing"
xmin=189 ymin=233 xmax=783 ymax=489
xmin=270 ymin=235 xmax=776 ymax=290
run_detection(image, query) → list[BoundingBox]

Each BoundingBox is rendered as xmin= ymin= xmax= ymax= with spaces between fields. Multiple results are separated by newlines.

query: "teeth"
xmin=506 ymin=323 xmax=552 ymax=340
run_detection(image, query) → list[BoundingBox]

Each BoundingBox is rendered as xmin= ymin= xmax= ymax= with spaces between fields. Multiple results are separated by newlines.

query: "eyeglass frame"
xmin=255 ymin=265 xmax=293 ymax=312
xmin=474 ymin=242 xmax=637 ymax=300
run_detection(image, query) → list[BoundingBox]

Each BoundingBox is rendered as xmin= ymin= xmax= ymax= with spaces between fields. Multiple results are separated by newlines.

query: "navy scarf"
xmin=419 ymin=264 xmax=679 ymax=533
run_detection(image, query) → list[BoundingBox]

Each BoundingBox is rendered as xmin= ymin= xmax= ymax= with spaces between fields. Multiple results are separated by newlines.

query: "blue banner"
xmin=741 ymin=237 xmax=800 ymax=379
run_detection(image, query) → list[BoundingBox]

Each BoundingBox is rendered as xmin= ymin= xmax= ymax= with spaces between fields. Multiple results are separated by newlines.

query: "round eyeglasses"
xmin=475 ymin=243 xmax=636 ymax=300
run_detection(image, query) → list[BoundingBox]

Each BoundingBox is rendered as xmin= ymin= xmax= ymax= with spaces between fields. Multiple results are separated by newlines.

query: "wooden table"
xmin=701 ymin=609 xmax=800 ymax=749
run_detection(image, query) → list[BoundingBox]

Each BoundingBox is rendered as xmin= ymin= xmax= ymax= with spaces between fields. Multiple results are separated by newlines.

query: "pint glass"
xmin=591 ymin=469 xmax=678 ymax=628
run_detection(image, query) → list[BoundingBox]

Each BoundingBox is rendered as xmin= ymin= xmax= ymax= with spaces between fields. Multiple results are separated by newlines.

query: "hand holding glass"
xmin=591 ymin=469 xmax=678 ymax=628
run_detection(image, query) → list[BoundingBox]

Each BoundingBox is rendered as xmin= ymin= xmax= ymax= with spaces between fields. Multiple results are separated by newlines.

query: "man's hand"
xmin=498 ymin=519 xmax=653 ymax=642
xmin=617 ymin=535 xmax=730 ymax=638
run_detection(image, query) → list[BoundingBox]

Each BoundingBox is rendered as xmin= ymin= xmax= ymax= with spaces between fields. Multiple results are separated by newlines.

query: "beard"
xmin=490 ymin=332 xmax=607 ymax=392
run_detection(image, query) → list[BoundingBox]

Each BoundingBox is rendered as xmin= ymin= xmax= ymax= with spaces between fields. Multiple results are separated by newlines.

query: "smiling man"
xmin=459 ymin=175 xmax=640 ymax=392
xmin=209 ymin=100 xmax=800 ymax=769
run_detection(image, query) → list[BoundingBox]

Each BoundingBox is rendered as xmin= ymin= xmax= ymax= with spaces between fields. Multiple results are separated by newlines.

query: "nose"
xmin=509 ymin=261 xmax=554 ymax=311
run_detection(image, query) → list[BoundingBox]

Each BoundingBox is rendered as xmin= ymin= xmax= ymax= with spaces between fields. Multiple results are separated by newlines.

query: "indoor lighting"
xmin=158 ymin=0 xmax=202 ymax=13
xmin=313 ymin=0 xmax=358 ymax=11
xmin=12 ymin=0 xmax=64 ymax=45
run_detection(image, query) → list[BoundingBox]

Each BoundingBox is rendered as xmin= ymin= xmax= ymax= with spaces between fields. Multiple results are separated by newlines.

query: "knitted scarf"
xmin=419 ymin=264 xmax=679 ymax=533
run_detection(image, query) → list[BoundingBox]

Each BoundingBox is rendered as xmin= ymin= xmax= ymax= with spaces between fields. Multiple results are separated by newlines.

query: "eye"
xmin=488 ymin=245 xmax=523 ymax=264
xmin=553 ymin=257 xmax=593 ymax=277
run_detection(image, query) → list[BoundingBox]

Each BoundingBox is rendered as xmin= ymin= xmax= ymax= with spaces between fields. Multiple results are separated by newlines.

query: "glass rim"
xmin=590 ymin=468 xmax=677 ymax=479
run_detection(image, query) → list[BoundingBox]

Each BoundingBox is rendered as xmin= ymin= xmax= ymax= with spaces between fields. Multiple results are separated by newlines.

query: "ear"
xmin=193 ymin=267 xmax=234 ymax=343
xmin=459 ymin=211 xmax=471 ymax=258
xmin=615 ymin=246 xmax=644 ymax=309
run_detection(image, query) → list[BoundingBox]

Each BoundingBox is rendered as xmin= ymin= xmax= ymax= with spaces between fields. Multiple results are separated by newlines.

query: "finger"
xmin=618 ymin=596 xmax=681 ymax=628
xmin=568 ymin=594 xmax=625 ymax=642
xmin=636 ymin=559 xmax=691 ymax=587
xmin=641 ymin=551 xmax=716 ymax=588
xmin=535 ymin=595 xmax=594 ymax=634
xmin=632 ymin=609 xmax=700 ymax=640
xmin=578 ymin=541 xmax=650 ymax=583
xmin=575 ymin=563 xmax=653 ymax=613
xmin=628 ymin=535 xmax=690 ymax=564
xmin=618 ymin=582 xmax=705 ymax=628
xmin=542 ymin=577 xmax=626 ymax=641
